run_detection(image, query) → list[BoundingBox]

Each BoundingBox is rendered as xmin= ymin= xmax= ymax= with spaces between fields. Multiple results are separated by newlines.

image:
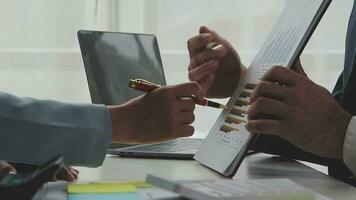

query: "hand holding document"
xmin=194 ymin=0 xmax=332 ymax=177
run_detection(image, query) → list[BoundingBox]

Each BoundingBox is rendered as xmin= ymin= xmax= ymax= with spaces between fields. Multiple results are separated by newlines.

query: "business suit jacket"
xmin=0 ymin=92 xmax=111 ymax=167
xmin=252 ymin=2 xmax=356 ymax=185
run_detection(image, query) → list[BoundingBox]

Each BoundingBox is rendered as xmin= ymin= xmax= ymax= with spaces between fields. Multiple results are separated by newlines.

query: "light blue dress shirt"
xmin=0 ymin=92 xmax=112 ymax=167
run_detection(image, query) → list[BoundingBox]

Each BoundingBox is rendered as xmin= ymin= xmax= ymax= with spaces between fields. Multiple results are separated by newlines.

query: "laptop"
xmin=77 ymin=30 xmax=202 ymax=159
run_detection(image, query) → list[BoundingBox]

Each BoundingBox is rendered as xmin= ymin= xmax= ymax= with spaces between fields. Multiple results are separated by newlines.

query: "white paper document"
xmin=147 ymin=175 xmax=331 ymax=200
xmin=194 ymin=0 xmax=332 ymax=176
xmin=137 ymin=187 xmax=182 ymax=200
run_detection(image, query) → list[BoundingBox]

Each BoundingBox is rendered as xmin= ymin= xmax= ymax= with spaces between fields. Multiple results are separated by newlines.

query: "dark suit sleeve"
xmin=332 ymin=72 xmax=344 ymax=101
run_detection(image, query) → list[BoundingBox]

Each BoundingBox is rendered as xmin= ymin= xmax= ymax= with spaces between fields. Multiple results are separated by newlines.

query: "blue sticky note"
xmin=68 ymin=193 xmax=142 ymax=200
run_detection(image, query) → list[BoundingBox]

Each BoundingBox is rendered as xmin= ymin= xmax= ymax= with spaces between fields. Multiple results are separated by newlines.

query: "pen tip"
xmin=221 ymin=105 xmax=228 ymax=109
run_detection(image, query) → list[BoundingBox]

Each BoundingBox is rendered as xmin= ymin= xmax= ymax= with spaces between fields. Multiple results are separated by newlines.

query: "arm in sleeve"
xmin=343 ymin=116 xmax=356 ymax=176
xmin=0 ymin=92 xmax=112 ymax=167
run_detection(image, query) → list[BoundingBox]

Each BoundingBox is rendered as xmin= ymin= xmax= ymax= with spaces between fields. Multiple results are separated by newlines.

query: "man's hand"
xmin=54 ymin=165 xmax=79 ymax=182
xmin=0 ymin=161 xmax=79 ymax=182
xmin=187 ymin=26 xmax=245 ymax=98
xmin=109 ymin=82 xmax=202 ymax=144
xmin=246 ymin=66 xmax=352 ymax=159
xmin=0 ymin=161 xmax=16 ymax=177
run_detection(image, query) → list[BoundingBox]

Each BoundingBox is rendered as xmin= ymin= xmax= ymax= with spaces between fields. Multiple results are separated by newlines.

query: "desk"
xmin=76 ymin=154 xmax=356 ymax=200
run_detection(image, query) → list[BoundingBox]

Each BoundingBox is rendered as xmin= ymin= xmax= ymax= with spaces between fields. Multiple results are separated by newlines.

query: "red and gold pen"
xmin=129 ymin=79 xmax=227 ymax=109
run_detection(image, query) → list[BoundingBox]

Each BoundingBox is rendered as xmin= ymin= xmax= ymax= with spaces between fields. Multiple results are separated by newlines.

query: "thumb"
xmin=199 ymin=26 xmax=211 ymax=34
xmin=173 ymin=82 xmax=202 ymax=98
xmin=195 ymin=84 xmax=205 ymax=99
xmin=291 ymin=59 xmax=308 ymax=77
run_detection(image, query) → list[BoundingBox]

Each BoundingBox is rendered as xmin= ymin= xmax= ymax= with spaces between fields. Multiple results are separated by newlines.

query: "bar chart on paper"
xmin=194 ymin=0 xmax=332 ymax=176
xmin=211 ymin=83 xmax=255 ymax=149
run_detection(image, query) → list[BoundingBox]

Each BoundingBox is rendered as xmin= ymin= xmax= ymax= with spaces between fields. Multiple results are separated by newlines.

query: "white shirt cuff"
xmin=343 ymin=116 xmax=356 ymax=176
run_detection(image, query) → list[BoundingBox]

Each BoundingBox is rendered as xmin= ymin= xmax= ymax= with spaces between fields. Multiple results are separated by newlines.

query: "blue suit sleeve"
xmin=0 ymin=92 xmax=112 ymax=167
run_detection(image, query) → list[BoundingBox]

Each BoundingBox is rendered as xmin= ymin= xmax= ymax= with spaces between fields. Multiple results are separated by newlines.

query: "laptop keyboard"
xmin=124 ymin=138 xmax=202 ymax=152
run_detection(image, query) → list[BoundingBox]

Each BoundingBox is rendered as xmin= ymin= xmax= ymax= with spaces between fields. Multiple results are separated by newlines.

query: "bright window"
xmin=0 ymin=0 xmax=353 ymax=137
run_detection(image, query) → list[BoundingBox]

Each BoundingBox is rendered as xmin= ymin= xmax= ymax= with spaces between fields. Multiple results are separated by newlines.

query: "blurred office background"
xmin=0 ymin=0 xmax=353 ymax=139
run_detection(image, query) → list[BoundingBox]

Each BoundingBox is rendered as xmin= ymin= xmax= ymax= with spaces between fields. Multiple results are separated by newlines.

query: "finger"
xmin=199 ymin=26 xmax=210 ymax=34
xmin=177 ymin=112 xmax=195 ymax=125
xmin=262 ymin=66 xmax=299 ymax=86
xmin=198 ymin=74 xmax=215 ymax=94
xmin=57 ymin=167 xmax=76 ymax=182
xmin=250 ymin=81 xmax=292 ymax=103
xmin=177 ymin=98 xmax=196 ymax=112
xmin=187 ymin=33 xmax=213 ymax=58
xmin=172 ymin=82 xmax=203 ymax=98
xmin=248 ymin=97 xmax=288 ymax=120
xmin=188 ymin=60 xmax=219 ymax=82
xmin=68 ymin=166 xmax=79 ymax=179
xmin=189 ymin=46 xmax=225 ymax=70
xmin=245 ymin=119 xmax=282 ymax=135
xmin=71 ymin=170 xmax=79 ymax=180
xmin=199 ymin=26 xmax=219 ymax=39
xmin=173 ymin=125 xmax=194 ymax=137
xmin=73 ymin=168 xmax=79 ymax=174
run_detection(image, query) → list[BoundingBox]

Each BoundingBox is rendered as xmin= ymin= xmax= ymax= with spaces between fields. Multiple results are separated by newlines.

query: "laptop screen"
xmin=78 ymin=30 xmax=166 ymax=105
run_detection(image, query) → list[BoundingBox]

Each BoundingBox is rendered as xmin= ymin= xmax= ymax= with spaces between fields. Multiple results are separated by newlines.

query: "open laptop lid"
xmin=77 ymin=30 xmax=166 ymax=105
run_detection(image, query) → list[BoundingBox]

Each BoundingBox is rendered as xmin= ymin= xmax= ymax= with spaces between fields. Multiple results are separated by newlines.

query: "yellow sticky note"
xmin=126 ymin=181 xmax=152 ymax=188
xmin=68 ymin=183 xmax=136 ymax=194
xmin=92 ymin=181 xmax=152 ymax=189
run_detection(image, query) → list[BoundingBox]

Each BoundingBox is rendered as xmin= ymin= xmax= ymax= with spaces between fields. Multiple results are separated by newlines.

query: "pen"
xmin=129 ymin=79 xmax=227 ymax=109
xmin=206 ymin=42 xmax=223 ymax=50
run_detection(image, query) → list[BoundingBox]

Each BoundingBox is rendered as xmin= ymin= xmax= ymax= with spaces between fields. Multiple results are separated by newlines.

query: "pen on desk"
xmin=129 ymin=79 xmax=227 ymax=109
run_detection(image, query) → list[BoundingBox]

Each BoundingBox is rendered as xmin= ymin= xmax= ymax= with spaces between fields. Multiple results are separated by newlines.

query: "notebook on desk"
xmin=77 ymin=31 xmax=202 ymax=159
xmin=194 ymin=0 xmax=332 ymax=177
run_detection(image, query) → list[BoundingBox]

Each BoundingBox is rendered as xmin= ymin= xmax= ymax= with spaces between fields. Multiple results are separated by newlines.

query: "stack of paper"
xmin=146 ymin=175 xmax=332 ymax=200
xmin=67 ymin=181 xmax=181 ymax=200
xmin=68 ymin=182 xmax=143 ymax=200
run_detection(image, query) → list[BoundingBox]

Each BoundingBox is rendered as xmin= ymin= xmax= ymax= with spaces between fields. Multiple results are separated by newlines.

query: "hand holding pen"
xmin=187 ymin=26 xmax=245 ymax=98
xmin=110 ymin=81 xmax=206 ymax=144
xmin=129 ymin=79 xmax=227 ymax=109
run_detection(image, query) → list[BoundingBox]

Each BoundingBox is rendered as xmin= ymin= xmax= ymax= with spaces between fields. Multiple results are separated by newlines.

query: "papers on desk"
xmin=68 ymin=182 xmax=139 ymax=200
xmin=146 ymin=175 xmax=332 ymax=200
xmin=69 ymin=193 xmax=142 ymax=200
xmin=67 ymin=181 xmax=180 ymax=200
xmin=32 ymin=180 xmax=181 ymax=200
xmin=68 ymin=182 xmax=137 ymax=193
xmin=33 ymin=176 xmax=333 ymax=200
xmin=32 ymin=181 xmax=68 ymax=200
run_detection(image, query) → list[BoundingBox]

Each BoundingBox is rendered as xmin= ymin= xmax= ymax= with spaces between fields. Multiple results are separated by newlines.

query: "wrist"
xmin=207 ymin=62 xmax=246 ymax=98
xmin=108 ymin=104 xmax=135 ymax=143
xmin=239 ymin=63 xmax=247 ymax=80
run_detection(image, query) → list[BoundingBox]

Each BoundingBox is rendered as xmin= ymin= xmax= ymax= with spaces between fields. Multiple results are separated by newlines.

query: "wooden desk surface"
xmin=76 ymin=154 xmax=356 ymax=200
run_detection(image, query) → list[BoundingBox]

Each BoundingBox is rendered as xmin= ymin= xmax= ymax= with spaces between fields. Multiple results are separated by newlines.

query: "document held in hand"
xmin=194 ymin=0 xmax=332 ymax=177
